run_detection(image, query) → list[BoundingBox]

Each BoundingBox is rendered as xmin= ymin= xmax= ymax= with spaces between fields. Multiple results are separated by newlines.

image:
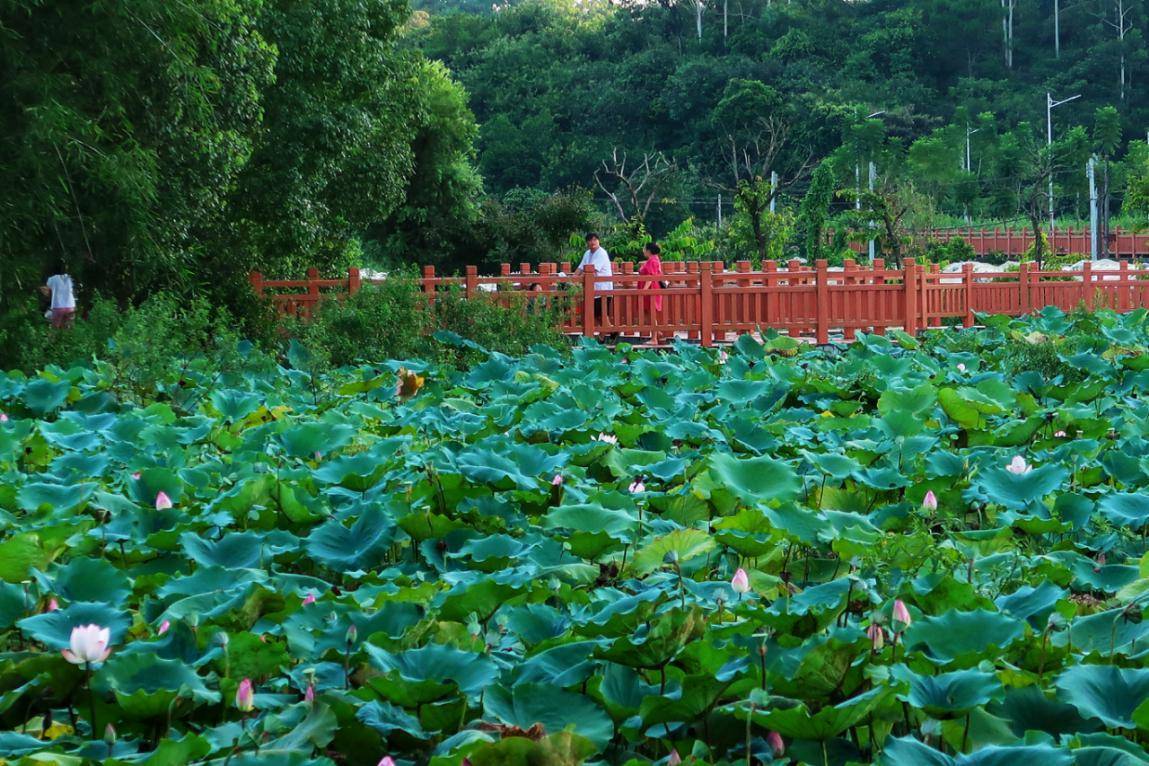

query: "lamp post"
xmin=965 ymin=126 xmax=980 ymax=173
xmin=1047 ymin=91 xmax=1081 ymax=245
xmin=856 ymin=111 xmax=885 ymax=211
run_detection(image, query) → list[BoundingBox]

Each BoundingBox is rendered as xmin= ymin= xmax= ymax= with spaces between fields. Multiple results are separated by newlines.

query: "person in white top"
xmin=574 ymin=233 xmax=618 ymax=340
xmin=39 ymin=262 xmax=76 ymax=328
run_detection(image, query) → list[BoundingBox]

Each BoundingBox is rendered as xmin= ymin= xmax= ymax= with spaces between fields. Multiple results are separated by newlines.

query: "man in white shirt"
xmin=39 ymin=263 xmax=76 ymax=328
xmin=575 ymin=233 xmax=617 ymax=339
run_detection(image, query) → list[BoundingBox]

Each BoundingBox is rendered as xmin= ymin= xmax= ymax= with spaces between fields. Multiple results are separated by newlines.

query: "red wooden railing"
xmin=251 ymin=259 xmax=1149 ymax=347
xmin=856 ymin=227 xmax=1149 ymax=258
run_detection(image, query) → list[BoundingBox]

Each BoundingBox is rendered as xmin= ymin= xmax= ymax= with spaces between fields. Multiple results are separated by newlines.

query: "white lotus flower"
xmin=61 ymin=624 xmax=112 ymax=665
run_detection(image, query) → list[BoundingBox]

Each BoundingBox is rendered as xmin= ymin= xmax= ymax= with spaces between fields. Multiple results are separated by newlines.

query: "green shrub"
xmin=432 ymin=287 xmax=567 ymax=366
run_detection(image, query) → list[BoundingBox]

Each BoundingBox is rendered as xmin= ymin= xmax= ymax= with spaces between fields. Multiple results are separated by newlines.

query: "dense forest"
xmin=4 ymin=0 xmax=1149 ymax=337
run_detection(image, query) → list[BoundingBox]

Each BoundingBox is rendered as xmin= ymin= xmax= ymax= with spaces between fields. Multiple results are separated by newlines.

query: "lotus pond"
xmin=3 ymin=309 xmax=1149 ymax=766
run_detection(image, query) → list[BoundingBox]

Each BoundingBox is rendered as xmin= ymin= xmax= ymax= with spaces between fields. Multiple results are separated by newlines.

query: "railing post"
xmin=306 ymin=267 xmax=319 ymax=319
xmin=466 ymin=265 xmax=478 ymax=299
xmin=963 ymin=263 xmax=975 ymax=328
xmin=1018 ymin=261 xmax=1030 ymax=315
xmin=348 ymin=267 xmax=361 ymax=296
xmin=815 ymin=259 xmax=830 ymax=345
xmin=422 ymin=265 xmax=436 ymax=304
xmin=582 ymin=265 xmax=596 ymax=338
xmin=249 ymin=271 xmax=264 ymax=298
xmin=1081 ymin=261 xmax=1092 ymax=310
xmin=1120 ymin=260 xmax=1131 ymax=311
xmin=904 ymin=258 xmax=918 ymax=335
xmin=699 ymin=262 xmax=714 ymax=347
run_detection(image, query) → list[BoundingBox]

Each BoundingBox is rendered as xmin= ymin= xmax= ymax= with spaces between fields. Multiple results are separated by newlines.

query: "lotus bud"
xmin=346 ymin=624 xmax=358 ymax=644
xmin=956 ymin=363 xmax=966 ymax=372
xmin=104 ymin=723 xmax=116 ymax=746
xmin=892 ymin=599 xmax=912 ymax=630
xmin=154 ymin=491 xmax=173 ymax=510
xmin=0 ymin=413 xmax=7 ymax=422
xmin=767 ymin=731 xmax=785 ymax=756
xmin=552 ymin=474 xmax=563 ymax=486
xmin=61 ymin=624 xmax=112 ymax=665
xmin=46 ymin=598 xmax=59 ymax=612
xmin=235 ymin=678 xmax=255 ymax=712
xmin=1006 ymin=455 xmax=1031 ymax=475
xmin=131 ymin=472 xmax=141 ymax=480
xmin=922 ymin=491 xmax=937 ymax=511
xmin=668 ymin=750 xmax=683 ymax=766
xmin=1054 ymin=430 xmax=1067 ymax=438
xmin=157 ymin=619 xmax=170 ymax=636
xmin=378 ymin=758 xmax=396 ymax=766
xmin=304 ymin=683 xmax=315 ymax=704
xmin=216 ymin=631 xmax=229 ymax=647
xmin=731 ymin=568 xmax=750 ymax=595
xmin=595 ymin=432 xmax=618 ymax=444
xmin=628 ymin=478 xmax=646 ymax=493
xmin=301 ymin=593 xmax=317 ymax=606
xmin=866 ymin=623 xmax=885 ymax=651
xmin=717 ymin=349 xmax=728 ymax=364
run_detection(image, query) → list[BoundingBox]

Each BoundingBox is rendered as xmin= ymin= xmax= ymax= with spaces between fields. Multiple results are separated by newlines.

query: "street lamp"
xmin=1047 ymin=91 xmax=1081 ymax=244
xmin=965 ymin=125 xmax=980 ymax=173
xmin=857 ymin=111 xmax=885 ymax=261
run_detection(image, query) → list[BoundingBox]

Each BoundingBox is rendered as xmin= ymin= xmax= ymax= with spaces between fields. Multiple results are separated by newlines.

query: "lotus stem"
xmin=85 ymin=662 xmax=97 ymax=739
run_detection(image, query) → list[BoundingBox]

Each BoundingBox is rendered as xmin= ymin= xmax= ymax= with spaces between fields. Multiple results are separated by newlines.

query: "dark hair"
xmin=585 ymin=232 xmax=599 ymax=242
xmin=644 ymin=242 xmax=661 ymax=255
xmin=53 ymin=260 xmax=69 ymax=276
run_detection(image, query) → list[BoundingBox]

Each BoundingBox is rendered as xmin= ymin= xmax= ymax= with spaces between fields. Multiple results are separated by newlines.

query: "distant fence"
xmin=250 ymin=258 xmax=1149 ymax=346
xmin=856 ymin=227 xmax=1149 ymax=258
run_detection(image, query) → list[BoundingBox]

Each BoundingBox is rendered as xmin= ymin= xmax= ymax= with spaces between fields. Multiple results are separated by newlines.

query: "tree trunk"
xmin=1029 ymin=210 xmax=1045 ymax=270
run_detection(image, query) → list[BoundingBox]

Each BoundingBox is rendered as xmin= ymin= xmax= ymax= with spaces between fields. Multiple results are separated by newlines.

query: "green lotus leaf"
xmin=262 ymin=702 xmax=338 ymax=753
xmin=277 ymin=421 xmax=356 ymax=459
xmin=1055 ymin=665 xmax=1149 ymax=729
xmin=970 ymin=464 xmax=1068 ymax=510
xmin=1098 ymin=493 xmax=1149 ymax=530
xmin=987 ymin=685 xmax=1098 ymax=737
xmin=543 ymin=504 xmax=636 ymax=559
xmin=18 ymin=601 xmax=130 ymax=650
xmin=357 ymin=699 xmax=430 ymax=740
xmin=305 ymin=505 xmax=396 ymax=573
xmin=902 ymin=609 xmax=1025 ymax=665
xmin=50 ymin=556 xmax=131 ymax=604
xmin=881 ymin=738 xmax=1072 ymax=766
xmin=208 ymin=389 xmax=264 ymax=422
xmin=632 ymin=528 xmax=716 ymax=575
xmin=730 ymin=686 xmax=887 ymax=739
xmin=892 ymin=666 xmax=1004 ymax=715
xmin=103 ymin=652 xmax=220 ymax=717
xmin=16 ymin=481 xmax=96 ymax=515
xmin=365 ymin=643 xmax=499 ymax=705
xmin=483 ymin=682 xmax=613 ymax=752
xmin=1050 ymin=607 xmax=1149 ymax=659
xmin=707 ymin=452 xmax=800 ymax=504
xmin=181 ymin=531 xmax=267 ymax=569
xmin=22 ymin=378 xmax=71 ymax=415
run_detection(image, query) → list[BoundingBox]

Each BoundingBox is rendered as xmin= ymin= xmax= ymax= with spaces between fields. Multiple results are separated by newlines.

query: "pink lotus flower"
xmin=628 ymin=479 xmax=646 ymax=493
xmin=668 ymin=750 xmax=683 ymax=766
xmin=304 ymin=683 xmax=315 ymax=703
xmin=922 ymin=491 xmax=937 ymax=511
xmin=957 ymin=363 xmax=966 ymax=372
xmin=1006 ymin=456 xmax=1032 ymax=475
xmin=1054 ymin=430 xmax=1067 ymax=438
xmin=131 ymin=472 xmax=141 ymax=480
xmin=61 ymin=624 xmax=112 ymax=665
xmin=46 ymin=598 xmax=59 ymax=612
xmin=301 ymin=593 xmax=317 ymax=606
xmin=157 ymin=620 xmax=170 ymax=636
xmin=235 ymin=678 xmax=255 ymax=712
xmin=595 ymin=433 xmax=618 ymax=445
xmin=892 ymin=599 xmax=912 ymax=629
xmin=346 ymin=624 xmax=358 ymax=644
xmin=717 ymin=350 xmax=729 ymax=364
xmin=731 ymin=568 xmax=750 ymax=594
xmin=0 ymin=413 xmax=8 ymax=423
xmin=767 ymin=731 xmax=785 ymax=756
xmin=866 ymin=623 xmax=885 ymax=651
xmin=552 ymin=474 xmax=563 ymax=486
xmin=154 ymin=491 xmax=173 ymax=510
xmin=378 ymin=758 xmax=397 ymax=766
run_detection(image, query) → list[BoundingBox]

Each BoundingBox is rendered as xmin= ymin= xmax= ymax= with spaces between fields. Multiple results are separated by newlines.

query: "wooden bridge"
xmin=251 ymin=258 xmax=1149 ymax=347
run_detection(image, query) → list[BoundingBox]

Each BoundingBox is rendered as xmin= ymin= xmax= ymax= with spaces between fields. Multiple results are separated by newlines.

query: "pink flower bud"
xmin=892 ymin=599 xmax=912 ymax=629
xmin=131 ymin=472 xmax=141 ymax=480
xmin=552 ymin=474 xmax=563 ymax=486
xmin=378 ymin=758 xmax=396 ymax=766
xmin=767 ymin=731 xmax=785 ymax=756
xmin=668 ymin=750 xmax=682 ymax=766
xmin=866 ymin=622 xmax=885 ymax=651
xmin=46 ymin=598 xmax=59 ymax=612
xmin=154 ymin=491 xmax=173 ymax=510
xmin=1054 ymin=430 xmax=1067 ymax=438
xmin=157 ymin=620 xmax=170 ymax=636
xmin=301 ymin=593 xmax=316 ymax=606
xmin=922 ymin=490 xmax=937 ymax=511
xmin=1006 ymin=455 xmax=1031 ymax=475
xmin=628 ymin=479 xmax=646 ymax=493
xmin=0 ymin=413 xmax=8 ymax=422
xmin=235 ymin=678 xmax=255 ymax=712
xmin=304 ymin=683 xmax=315 ymax=703
xmin=731 ymin=568 xmax=750 ymax=594
xmin=956 ymin=363 xmax=966 ymax=372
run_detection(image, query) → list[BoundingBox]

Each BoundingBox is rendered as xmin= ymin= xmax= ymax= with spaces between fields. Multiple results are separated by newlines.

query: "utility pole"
xmin=1054 ymin=0 xmax=1060 ymax=58
xmin=717 ymin=194 xmax=723 ymax=228
xmin=769 ymin=171 xmax=778 ymax=213
xmin=1088 ymin=156 xmax=1099 ymax=262
xmin=868 ymin=161 xmax=876 ymax=262
xmin=1047 ymin=91 xmax=1081 ymax=245
xmin=965 ymin=125 xmax=980 ymax=172
xmin=855 ymin=164 xmax=861 ymax=210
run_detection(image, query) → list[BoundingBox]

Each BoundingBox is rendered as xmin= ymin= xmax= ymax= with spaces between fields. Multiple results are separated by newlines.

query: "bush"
xmin=923 ymin=236 xmax=976 ymax=265
xmin=294 ymin=271 xmax=568 ymax=368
